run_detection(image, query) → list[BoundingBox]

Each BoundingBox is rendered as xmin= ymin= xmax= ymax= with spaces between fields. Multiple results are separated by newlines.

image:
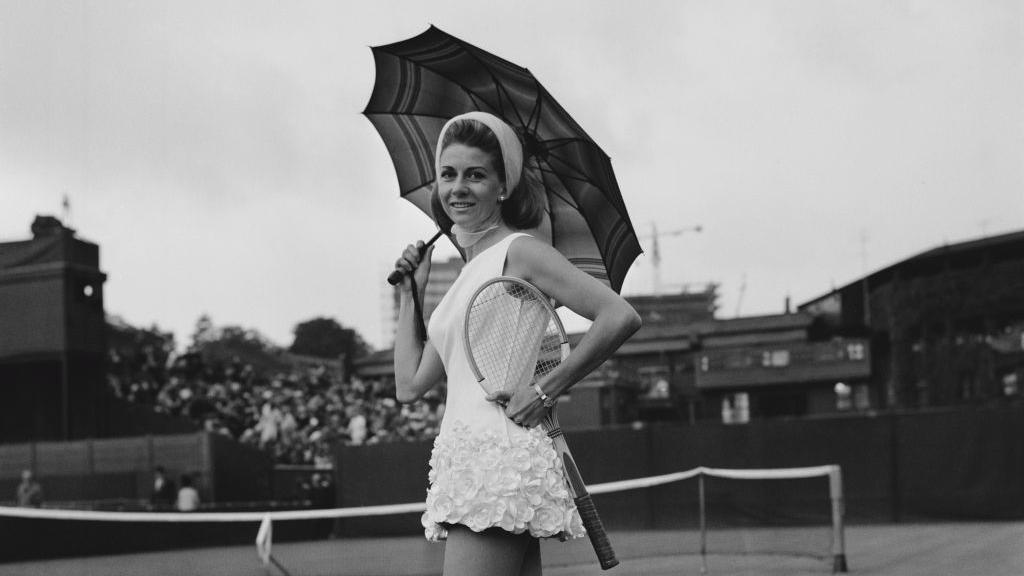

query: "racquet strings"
xmin=466 ymin=281 xmax=564 ymax=398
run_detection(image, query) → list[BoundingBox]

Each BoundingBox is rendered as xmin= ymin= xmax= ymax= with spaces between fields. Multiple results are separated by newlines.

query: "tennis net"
xmin=0 ymin=465 xmax=846 ymax=574
xmin=588 ymin=465 xmax=847 ymax=573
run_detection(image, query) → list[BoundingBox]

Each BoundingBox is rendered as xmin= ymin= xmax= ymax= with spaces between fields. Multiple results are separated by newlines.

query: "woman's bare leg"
xmin=519 ymin=535 xmax=542 ymax=576
xmin=442 ymin=525 xmax=541 ymax=576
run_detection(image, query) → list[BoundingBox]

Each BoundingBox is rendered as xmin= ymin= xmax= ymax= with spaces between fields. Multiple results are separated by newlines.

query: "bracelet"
xmin=532 ymin=383 xmax=556 ymax=408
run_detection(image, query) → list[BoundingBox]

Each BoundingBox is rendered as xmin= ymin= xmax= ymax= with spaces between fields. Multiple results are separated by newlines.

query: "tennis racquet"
xmin=464 ymin=276 xmax=619 ymax=570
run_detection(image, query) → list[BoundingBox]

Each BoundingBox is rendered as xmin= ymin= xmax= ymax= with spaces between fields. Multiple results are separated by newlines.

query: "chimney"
xmin=31 ymin=215 xmax=74 ymax=238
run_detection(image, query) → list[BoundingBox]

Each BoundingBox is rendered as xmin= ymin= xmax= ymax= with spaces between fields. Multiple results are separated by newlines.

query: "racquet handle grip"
xmin=386 ymin=268 xmax=406 ymax=286
xmin=575 ymin=493 xmax=619 ymax=570
xmin=387 ymin=230 xmax=443 ymax=285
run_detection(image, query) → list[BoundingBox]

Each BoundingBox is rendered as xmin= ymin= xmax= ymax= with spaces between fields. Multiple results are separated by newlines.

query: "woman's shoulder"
xmin=506 ymin=232 xmax=552 ymax=258
xmin=504 ymin=233 xmax=567 ymax=278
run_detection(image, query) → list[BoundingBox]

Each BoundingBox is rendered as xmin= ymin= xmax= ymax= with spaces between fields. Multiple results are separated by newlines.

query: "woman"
xmin=393 ymin=111 xmax=641 ymax=576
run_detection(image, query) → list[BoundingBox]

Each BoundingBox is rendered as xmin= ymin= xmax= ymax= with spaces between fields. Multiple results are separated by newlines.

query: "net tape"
xmin=0 ymin=465 xmax=840 ymax=522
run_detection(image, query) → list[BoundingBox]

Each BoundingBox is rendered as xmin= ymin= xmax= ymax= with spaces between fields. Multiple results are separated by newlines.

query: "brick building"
xmin=0 ymin=216 xmax=108 ymax=440
xmin=800 ymin=229 xmax=1024 ymax=409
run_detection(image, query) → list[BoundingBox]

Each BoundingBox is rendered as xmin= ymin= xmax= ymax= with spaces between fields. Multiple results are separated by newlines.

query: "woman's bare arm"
xmin=392 ymin=242 xmax=446 ymax=403
xmin=502 ymin=236 xmax=642 ymax=425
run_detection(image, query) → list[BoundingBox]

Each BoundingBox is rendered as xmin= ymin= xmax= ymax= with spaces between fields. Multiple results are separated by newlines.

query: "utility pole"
xmin=735 ymin=273 xmax=747 ymax=317
xmin=859 ymin=229 xmax=869 ymax=275
xmin=61 ymin=193 xmax=72 ymax=227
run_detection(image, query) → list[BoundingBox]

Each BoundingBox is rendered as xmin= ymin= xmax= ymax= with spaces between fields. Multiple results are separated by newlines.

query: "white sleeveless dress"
xmin=421 ymin=232 xmax=585 ymax=541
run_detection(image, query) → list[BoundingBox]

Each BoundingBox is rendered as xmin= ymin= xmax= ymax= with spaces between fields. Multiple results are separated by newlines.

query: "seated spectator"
xmin=176 ymin=474 xmax=201 ymax=512
xmin=107 ymin=351 xmax=446 ymax=464
xmin=150 ymin=465 xmax=177 ymax=509
xmin=16 ymin=470 xmax=43 ymax=508
xmin=347 ymin=406 xmax=367 ymax=445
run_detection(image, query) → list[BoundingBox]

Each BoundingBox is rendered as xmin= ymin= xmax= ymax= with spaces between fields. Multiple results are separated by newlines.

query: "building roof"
xmin=800 ymin=228 xmax=1024 ymax=309
xmin=912 ymin=229 xmax=1024 ymax=260
xmin=566 ymin=312 xmax=815 ymax=357
xmin=0 ymin=216 xmax=99 ymax=271
xmin=626 ymin=286 xmax=718 ymax=306
xmin=353 ymin=348 xmax=394 ymax=368
xmin=688 ymin=312 xmax=814 ymax=336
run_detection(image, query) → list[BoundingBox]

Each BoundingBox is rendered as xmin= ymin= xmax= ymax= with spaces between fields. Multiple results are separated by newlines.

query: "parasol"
xmin=364 ymin=25 xmax=641 ymax=294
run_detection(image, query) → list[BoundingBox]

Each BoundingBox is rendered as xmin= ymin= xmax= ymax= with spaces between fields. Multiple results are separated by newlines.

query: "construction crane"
xmin=735 ymin=273 xmax=747 ymax=317
xmin=641 ymin=222 xmax=702 ymax=295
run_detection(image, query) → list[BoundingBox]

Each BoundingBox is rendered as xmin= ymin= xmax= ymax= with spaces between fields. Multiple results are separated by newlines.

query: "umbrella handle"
xmin=386 ymin=230 xmax=443 ymax=285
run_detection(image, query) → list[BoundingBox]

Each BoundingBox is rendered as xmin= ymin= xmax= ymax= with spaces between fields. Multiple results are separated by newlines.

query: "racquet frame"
xmin=464 ymin=276 xmax=619 ymax=570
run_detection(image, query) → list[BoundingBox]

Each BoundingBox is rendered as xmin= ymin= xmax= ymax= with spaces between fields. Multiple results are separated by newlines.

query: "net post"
xmin=698 ymin=471 xmax=708 ymax=575
xmin=828 ymin=465 xmax=848 ymax=573
xmin=270 ymin=555 xmax=294 ymax=576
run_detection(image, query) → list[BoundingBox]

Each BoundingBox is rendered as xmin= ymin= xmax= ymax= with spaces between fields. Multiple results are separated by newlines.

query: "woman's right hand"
xmin=395 ymin=240 xmax=434 ymax=292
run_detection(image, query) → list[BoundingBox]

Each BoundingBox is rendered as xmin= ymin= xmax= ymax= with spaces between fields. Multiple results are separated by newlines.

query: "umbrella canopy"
xmin=363 ymin=25 xmax=641 ymax=294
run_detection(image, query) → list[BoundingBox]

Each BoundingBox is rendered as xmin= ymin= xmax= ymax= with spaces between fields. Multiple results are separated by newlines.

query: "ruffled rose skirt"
xmin=421 ymin=421 xmax=585 ymax=542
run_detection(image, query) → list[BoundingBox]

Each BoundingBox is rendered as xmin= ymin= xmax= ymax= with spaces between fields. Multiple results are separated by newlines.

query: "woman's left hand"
xmin=485 ymin=384 xmax=550 ymax=428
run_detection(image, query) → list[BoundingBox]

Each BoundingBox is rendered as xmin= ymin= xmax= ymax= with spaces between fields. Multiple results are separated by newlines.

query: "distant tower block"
xmin=0 ymin=216 xmax=108 ymax=441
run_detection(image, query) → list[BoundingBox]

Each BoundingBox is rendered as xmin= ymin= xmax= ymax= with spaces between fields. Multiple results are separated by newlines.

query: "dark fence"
xmin=0 ymin=432 xmax=272 ymax=504
xmin=333 ymin=406 xmax=1024 ymax=535
xmin=0 ymin=433 xmax=276 ymax=563
xmin=2 ymin=406 xmax=1022 ymax=562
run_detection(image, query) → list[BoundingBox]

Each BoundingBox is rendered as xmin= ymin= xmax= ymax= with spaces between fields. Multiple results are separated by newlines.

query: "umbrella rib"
xmin=376 ymin=34 xmax=530 ymax=127
xmin=374 ymin=51 xmax=503 ymax=121
xmin=362 ymin=111 xmax=460 ymax=122
xmin=468 ymin=58 xmax=531 ymax=130
xmin=401 ymin=179 xmax=436 ymax=198
xmin=527 ymin=78 xmax=543 ymax=133
xmin=533 ymin=163 xmax=590 ymax=195
xmin=365 ymin=111 xmax=599 ymax=159
xmin=538 ymin=155 xmax=636 ymax=225
xmin=542 ymin=169 xmax=612 ymax=286
xmin=441 ymin=32 xmax=536 ymax=129
xmin=544 ymin=155 xmax=598 ymax=186
xmin=532 ymin=158 xmax=618 ymax=213
xmin=535 ymin=166 xmax=578 ymax=210
xmin=543 ymin=153 xmax=608 ymax=191
xmin=378 ymin=28 xmax=600 ymax=148
xmin=545 ymin=141 xmax=621 ymax=196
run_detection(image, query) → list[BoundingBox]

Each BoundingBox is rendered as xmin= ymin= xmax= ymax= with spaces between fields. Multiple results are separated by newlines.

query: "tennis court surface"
xmin=2 ymin=522 xmax=1021 ymax=576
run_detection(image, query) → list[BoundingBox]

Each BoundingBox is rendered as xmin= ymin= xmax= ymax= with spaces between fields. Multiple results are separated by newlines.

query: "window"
xmin=721 ymin=392 xmax=749 ymax=424
xmin=854 ymin=384 xmax=871 ymax=410
xmin=761 ymin=350 xmax=790 ymax=367
xmin=846 ymin=343 xmax=865 ymax=360
xmin=834 ymin=382 xmax=852 ymax=411
xmin=1004 ymin=373 xmax=1019 ymax=397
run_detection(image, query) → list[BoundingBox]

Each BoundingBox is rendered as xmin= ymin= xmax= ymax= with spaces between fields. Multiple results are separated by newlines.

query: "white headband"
xmin=434 ymin=111 xmax=523 ymax=194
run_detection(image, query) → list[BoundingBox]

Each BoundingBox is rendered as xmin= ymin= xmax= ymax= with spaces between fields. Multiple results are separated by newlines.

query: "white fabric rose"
xmin=422 ymin=421 xmax=584 ymax=540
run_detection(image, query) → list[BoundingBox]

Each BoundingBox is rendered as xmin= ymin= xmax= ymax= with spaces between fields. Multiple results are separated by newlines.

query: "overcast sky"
xmin=2 ymin=0 xmax=1022 ymax=350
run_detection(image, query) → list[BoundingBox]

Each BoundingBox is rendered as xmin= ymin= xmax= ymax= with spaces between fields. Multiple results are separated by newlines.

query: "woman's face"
xmin=437 ymin=143 xmax=504 ymax=229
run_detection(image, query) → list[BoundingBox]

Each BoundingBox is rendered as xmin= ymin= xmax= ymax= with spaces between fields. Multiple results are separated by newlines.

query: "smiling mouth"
xmin=450 ymin=202 xmax=474 ymax=209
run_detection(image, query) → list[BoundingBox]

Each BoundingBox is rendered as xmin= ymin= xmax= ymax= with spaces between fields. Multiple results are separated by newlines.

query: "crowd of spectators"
xmin=106 ymin=351 xmax=445 ymax=465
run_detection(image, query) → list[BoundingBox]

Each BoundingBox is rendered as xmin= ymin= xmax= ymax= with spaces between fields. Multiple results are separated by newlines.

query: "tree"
xmin=188 ymin=315 xmax=287 ymax=376
xmin=106 ymin=315 xmax=176 ymax=380
xmin=290 ymin=317 xmax=370 ymax=365
xmin=190 ymin=314 xmax=215 ymax=349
